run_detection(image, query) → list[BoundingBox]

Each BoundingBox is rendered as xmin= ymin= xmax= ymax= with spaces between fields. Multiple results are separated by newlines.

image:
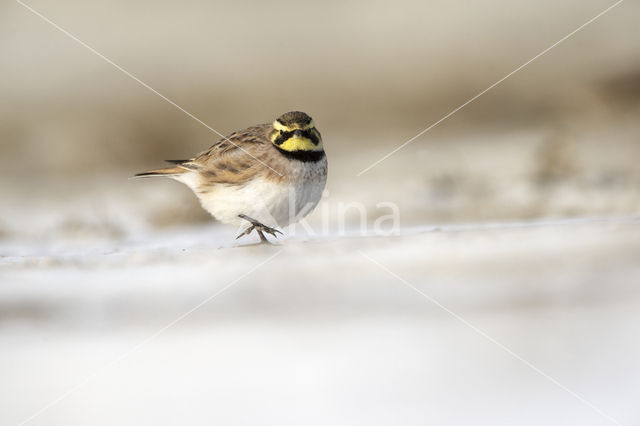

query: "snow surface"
xmin=1 ymin=217 xmax=639 ymax=426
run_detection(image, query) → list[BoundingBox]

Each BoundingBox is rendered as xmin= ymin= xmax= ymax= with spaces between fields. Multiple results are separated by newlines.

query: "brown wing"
xmin=186 ymin=124 xmax=273 ymax=186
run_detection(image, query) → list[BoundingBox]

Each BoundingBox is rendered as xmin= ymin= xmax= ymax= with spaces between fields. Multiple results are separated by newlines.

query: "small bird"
xmin=135 ymin=111 xmax=327 ymax=243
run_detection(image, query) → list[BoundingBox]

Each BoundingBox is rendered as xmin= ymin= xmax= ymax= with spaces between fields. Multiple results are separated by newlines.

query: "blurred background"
xmin=1 ymin=0 xmax=639 ymax=239
xmin=1 ymin=0 xmax=639 ymax=425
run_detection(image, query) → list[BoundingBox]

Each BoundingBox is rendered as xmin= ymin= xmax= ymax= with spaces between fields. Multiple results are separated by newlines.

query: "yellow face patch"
xmin=278 ymin=136 xmax=323 ymax=152
xmin=270 ymin=122 xmax=323 ymax=152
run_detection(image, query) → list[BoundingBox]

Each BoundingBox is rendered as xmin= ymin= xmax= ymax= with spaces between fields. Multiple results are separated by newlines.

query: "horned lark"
xmin=135 ymin=111 xmax=327 ymax=242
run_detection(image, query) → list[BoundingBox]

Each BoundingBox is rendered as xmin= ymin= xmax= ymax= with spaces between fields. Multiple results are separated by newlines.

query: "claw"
xmin=235 ymin=225 xmax=256 ymax=240
xmin=236 ymin=215 xmax=283 ymax=243
xmin=263 ymin=227 xmax=283 ymax=237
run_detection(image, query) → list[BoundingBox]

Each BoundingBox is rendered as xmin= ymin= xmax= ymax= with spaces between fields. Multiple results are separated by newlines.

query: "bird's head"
xmin=269 ymin=111 xmax=323 ymax=154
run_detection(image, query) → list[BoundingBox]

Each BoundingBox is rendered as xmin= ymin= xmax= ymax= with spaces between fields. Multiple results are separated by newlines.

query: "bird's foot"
xmin=236 ymin=214 xmax=283 ymax=243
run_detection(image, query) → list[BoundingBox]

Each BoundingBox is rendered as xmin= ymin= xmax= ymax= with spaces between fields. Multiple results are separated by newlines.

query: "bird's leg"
xmin=255 ymin=229 xmax=268 ymax=243
xmin=236 ymin=214 xmax=282 ymax=243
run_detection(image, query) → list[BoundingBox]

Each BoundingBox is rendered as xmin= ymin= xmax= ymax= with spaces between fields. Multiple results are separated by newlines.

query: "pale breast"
xmin=192 ymin=157 xmax=327 ymax=228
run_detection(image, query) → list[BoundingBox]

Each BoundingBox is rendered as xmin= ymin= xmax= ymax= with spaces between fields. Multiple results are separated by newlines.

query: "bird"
xmin=135 ymin=111 xmax=327 ymax=243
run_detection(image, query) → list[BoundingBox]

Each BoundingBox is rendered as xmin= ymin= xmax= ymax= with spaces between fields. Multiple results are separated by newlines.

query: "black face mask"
xmin=273 ymin=128 xmax=320 ymax=147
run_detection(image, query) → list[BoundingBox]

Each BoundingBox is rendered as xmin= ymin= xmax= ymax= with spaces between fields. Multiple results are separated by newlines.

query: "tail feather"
xmin=134 ymin=165 xmax=187 ymax=178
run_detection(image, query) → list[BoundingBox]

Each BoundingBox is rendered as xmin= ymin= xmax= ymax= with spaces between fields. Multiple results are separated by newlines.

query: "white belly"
xmin=187 ymin=160 xmax=327 ymax=228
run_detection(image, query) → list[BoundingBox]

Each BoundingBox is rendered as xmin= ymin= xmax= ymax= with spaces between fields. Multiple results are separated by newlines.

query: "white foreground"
xmin=1 ymin=218 xmax=639 ymax=426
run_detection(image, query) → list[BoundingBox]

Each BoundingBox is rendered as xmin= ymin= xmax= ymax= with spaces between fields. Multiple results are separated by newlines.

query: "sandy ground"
xmin=1 ymin=217 xmax=639 ymax=426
